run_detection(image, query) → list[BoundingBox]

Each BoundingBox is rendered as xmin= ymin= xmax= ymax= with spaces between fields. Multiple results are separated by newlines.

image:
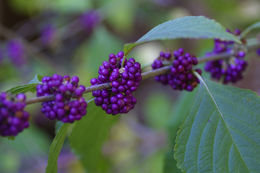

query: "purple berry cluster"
xmin=91 ymin=51 xmax=142 ymax=115
xmin=204 ymin=29 xmax=248 ymax=84
xmin=0 ymin=93 xmax=29 ymax=136
xmin=36 ymin=74 xmax=87 ymax=123
xmin=152 ymin=49 xmax=201 ymax=92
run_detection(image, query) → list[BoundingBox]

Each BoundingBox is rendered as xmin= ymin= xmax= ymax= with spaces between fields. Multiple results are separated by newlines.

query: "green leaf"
xmin=28 ymin=74 xmax=43 ymax=84
xmin=7 ymin=74 xmax=42 ymax=94
xmin=6 ymin=84 xmax=38 ymax=94
xmin=174 ymin=78 xmax=260 ymax=173
xmin=241 ymin=21 xmax=260 ymax=38
xmin=124 ymin=16 xmax=241 ymax=55
xmin=163 ymin=91 xmax=198 ymax=173
xmin=46 ymin=124 xmax=70 ymax=173
xmin=69 ymin=102 xmax=118 ymax=172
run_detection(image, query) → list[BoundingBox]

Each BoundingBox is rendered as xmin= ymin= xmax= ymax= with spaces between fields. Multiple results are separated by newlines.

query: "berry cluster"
xmin=91 ymin=51 xmax=142 ymax=115
xmin=36 ymin=74 xmax=87 ymax=123
xmin=152 ymin=49 xmax=201 ymax=92
xmin=204 ymin=29 xmax=247 ymax=84
xmin=0 ymin=93 xmax=29 ymax=136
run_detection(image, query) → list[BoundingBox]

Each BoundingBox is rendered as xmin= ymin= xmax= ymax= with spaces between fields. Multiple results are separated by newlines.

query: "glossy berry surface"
xmin=204 ymin=29 xmax=247 ymax=84
xmin=0 ymin=93 xmax=29 ymax=137
xmin=91 ymin=51 xmax=142 ymax=115
xmin=36 ymin=74 xmax=87 ymax=123
xmin=152 ymin=49 xmax=201 ymax=92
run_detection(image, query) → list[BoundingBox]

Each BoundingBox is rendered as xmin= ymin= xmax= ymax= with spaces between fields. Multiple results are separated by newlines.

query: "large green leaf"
xmin=241 ymin=21 xmax=260 ymax=38
xmin=69 ymin=102 xmax=118 ymax=172
xmin=174 ymin=78 xmax=260 ymax=173
xmin=124 ymin=16 xmax=241 ymax=55
xmin=46 ymin=124 xmax=71 ymax=173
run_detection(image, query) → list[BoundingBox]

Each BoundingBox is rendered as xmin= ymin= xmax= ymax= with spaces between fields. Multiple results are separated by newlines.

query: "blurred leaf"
xmin=9 ymin=0 xmax=47 ymax=14
xmin=9 ymin=0 xmax=91 ymax=14
xmin=46 ymin=124 xmax=71 ymax=173
xmin=129 ymin=151 xmax=165 ymax=173
xmin=175 ymin=78 xmax=260 ymax=173
xmin=69 ymin=102 xmax=118 ymax=173
xmin=124 ymin=16 xmax=241 ymax=55
xmin=50 ymin=0 xmax=92 ymax=13
xmin=75 ymin=27 xmax=122 ymax=84
xmin=144 ymin=92 xmax=173 ymax=129
xmin=1 ymin=125 xmax=50 ymax=156
xmin=163 ymin=91 xmax=198 ymax=173
xmin=241 ymin=21 xmax=260 ymax=38
xmin=104 ymin=0 xmax=136 ymax=33
xmin=164 ymin=151 xmax=181 ymax=173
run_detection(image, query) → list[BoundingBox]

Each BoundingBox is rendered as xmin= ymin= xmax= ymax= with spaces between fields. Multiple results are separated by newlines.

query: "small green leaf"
xmin=28 ymin=74 xmax=43 ymax=84
xmin=124 ymin=16 xmax=241 ymax=55
xmin=46 ymin=124 xmax=71 ymax=173
xmin=241 ymin=21 xmax=260 ymax=38
xmin=69 ymin=102 xmax=118 ymax=172
xmin=6 ymin=84 xmax=39 ymax=94
xmin=175 ymin=78 xmax=260 ymax=173
xmin=7 ymin=74 xmax=42 ymax=94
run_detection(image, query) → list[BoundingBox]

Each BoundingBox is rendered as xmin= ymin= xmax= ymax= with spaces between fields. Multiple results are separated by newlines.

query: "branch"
xmin=25 ymin=38 xmax=260 ymax=105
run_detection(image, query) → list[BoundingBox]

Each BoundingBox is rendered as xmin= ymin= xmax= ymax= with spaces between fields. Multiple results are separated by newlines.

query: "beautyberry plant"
xmin=1 ymin=14 xmax=260 ymax=173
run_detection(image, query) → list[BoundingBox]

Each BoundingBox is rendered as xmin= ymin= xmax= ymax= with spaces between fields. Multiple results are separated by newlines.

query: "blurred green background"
xmin=0 ymin=0 xmax=259 ymax=172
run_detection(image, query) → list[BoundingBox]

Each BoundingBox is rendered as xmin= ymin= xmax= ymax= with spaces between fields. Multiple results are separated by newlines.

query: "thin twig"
xmin=24 ymin=38 xmax=260 ymax=105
